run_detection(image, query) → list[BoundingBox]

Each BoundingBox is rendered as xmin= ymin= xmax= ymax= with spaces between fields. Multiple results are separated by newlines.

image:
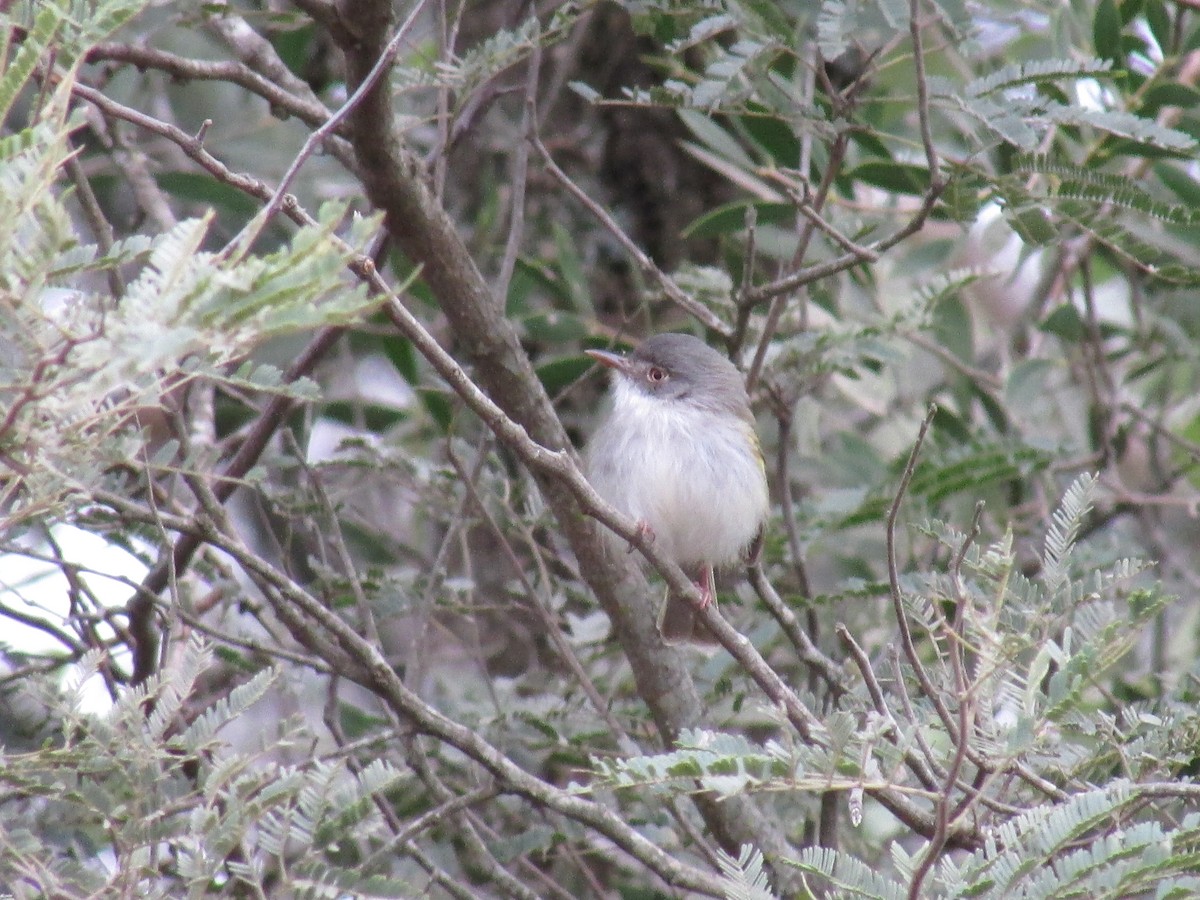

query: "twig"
xmin=495 ymin=44 xmax=541 ymax=307
xmin=889 ymin=645 xmax=945 ymax=779
xmin=837 ymin=624 xmax=892 ymax=726
xmin=447 ymin=447 xmax=639 ymax=756
xmin=1077 ymin=257 xmax=1118 ymax=467
xmin=127 ymin=325 xmax=346 ymax=684
xmin=534 ymin=137 xmax=731 ymax=338
xmin=84 ymin=42 xmax=351 ymax=166
xmin=771 ymin=402 xmax=814 ymax=600
xmin=748 ymin=565 xmax=843 ymax=697
xmin=63 ymin=140 xmax=123 ymax=298
xmin=887 ymin=404 xmax=962 ymax=740
xmin=743 ymin=132 xmax=848 ymax=392
xmin=907 ymin=500 xmax=982 ymax=900
xmin=93 ymin=489 xmax=729 ymax=895
xmin=228 ymin=0 xmax=430 ymax=257
xmin=904 ymin=331 xmax=1003 ymax=395
xmin=909 ymin=0 xmax=941 ymax=189
xmin=739 ymin=204 xmax=758 ymax=304
xmin=71 ymin=82 xmax=281 ymax=209
xmin=837 ymin=626 xmax=941 ymax=793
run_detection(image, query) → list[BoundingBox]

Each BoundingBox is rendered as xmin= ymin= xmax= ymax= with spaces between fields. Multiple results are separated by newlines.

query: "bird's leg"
xmin=627 ymin=519 xmax=656 ymax=554
xmin=696 ymin=564 xmax=715 ymax=609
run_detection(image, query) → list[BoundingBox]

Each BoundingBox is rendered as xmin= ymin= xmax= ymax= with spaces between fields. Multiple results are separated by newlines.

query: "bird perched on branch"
xmin=585 ymin=333 xmax=769 ymax=644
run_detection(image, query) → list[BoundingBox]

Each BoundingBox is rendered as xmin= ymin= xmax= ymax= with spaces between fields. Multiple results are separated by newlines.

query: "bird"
xmin=585 ymin=333 xmax=769 ymax=643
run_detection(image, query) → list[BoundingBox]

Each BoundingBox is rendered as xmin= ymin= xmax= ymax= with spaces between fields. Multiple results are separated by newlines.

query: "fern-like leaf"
xmin=717 ymin=845 xmax=777 ymax=900
xmin=0 ymin=6 xmax=63 ymax=125
xmin=1043 ymin=104 xmax=1196 ymax=153
xmin=176 ymin=666 xmax=278 ymax=753
xmin=966 ymin=58 xmax=1114 ymax=98
xmin=1042 ymin=473 xmax=1096 ymax=597
xmin=793 ymin=845 xmax=909 ymax=900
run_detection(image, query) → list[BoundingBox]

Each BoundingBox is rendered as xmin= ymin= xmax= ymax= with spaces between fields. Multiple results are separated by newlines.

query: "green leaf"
xmin=846 ymin=161 xmax=930 ymax=195
xmin=1006 ymin=206 xmax=1057 ymax=245
xmin=536 ymin=355 xmax=592 ymax=395
xmin=156 ymin=171 xmax=260 ymax=220
xmin=940 ymin=170 xmax=987 ymax=222
xmin=0 ymin=7 xmax=62 ymax=125
xmin=1156 ymin=162 xmax=1200 ymax=208
xmin=682 ymin=200 xmax=793 ymax=238
xmin=1044 ymin=104 xmax=1196 ymax=154
xmin=321 ymin=400 xmax=407 ymax=431
xmin=381 ymin=334 xmax=419 ymax=384
xmin=909 ymin=445 xmax=1045 ymax=504
xmin=1040 ymin=303 xmax=1086 ymax=342
xmin=521 ymin=310 xmax=588 ymax=343
xmin=268 ymin=21 xmax=317 ymax=78
xmin=930 ymin=294 xmax=973 ymax=365
xmin=1185 ymin=21 xmax=1200 ymax=54
xmin=417 ymin=388 xmax=453 ymax=431
xmin=666 ymin=13 xmax=736 ymax=53
xmin=551 ymin=220 xmax=591 ymax=312
xmin=1140 ymin=83 xmax=1200 ymax=118
xmin=338 ymin=704 xmax=389 ymax=740
xmin=677 ymin=109 xmax=756 ymax=168
xmin=740 ymin=113 xmax=800 ymax=167
xmin=931 ymin=404 xmax=973 ymax=444
xmin=816 ymin=0 xmax=849 ymax=57
xmin=1094 ymin=0 xmax=1122 ymax=63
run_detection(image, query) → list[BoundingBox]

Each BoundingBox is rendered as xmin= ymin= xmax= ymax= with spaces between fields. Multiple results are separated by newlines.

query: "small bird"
xmin=585 ymin=333 xmax=769 ymax=643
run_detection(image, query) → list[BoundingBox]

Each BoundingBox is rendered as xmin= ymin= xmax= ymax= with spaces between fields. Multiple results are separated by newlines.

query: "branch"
xmin=886 ymin=404 xmax=967 ymax=744
xmin=83 ymin=42 xmax=349 ymax=156
xmin=907 ymin=500 xmax=982 ymax=900
xmin=535 ymin=137 xmax=732 ymax=338
xmin=93 ymin=488 xmax=730 ymax=896
xmin=909 ymin=0 xmax=942 ymax=189
xmin=228 ymin=0 xmax=429 ymax=255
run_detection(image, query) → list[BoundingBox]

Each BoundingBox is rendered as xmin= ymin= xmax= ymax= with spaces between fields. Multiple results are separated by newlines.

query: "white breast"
xmin=586 ymin=380 xmax=769 ymax=568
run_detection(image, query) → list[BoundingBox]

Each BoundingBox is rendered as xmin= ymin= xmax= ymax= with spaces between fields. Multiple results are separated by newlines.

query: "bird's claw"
xmin=627 ymin=519 xmax=655 ymax=553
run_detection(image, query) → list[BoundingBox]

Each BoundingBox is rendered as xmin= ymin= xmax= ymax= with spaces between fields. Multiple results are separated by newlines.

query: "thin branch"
xmin=743 ymin=131 xmax=848 ymax=392
xmin=909 ymin=0 xmax=942 ymax=187
xmin=495 ymin=45 xmax=541 ymax=307
xmin=83 ymin=42 xmax=350 ymax=164
xmin=748 ymin=564 xmax=843 ymax=697
xmin=534 ymin=137 xmax=731 ymax=338
xmin=228 ymin=0 xmax=430 ymax=256
xmin=70 ymin=82 xmax=282 ymax=210
xmin=887 ymin=404 xmax=961 ymax=739
xmin=447 ymin=446 xmax=639 ymax=756
xmin=127 ymin=325 xmax=346 ymax=683
xmin=742 ymin=185 xmax=943 ymax=311
xmin=837 ymin=624 xmax=891 ymax=725
xmin=908 ymin=501 xmax=982 ymax=900
xmin=63 ymin=140 xmax=123 ymax=298
xmin=92 ymin=488 xmax=730 ymax=896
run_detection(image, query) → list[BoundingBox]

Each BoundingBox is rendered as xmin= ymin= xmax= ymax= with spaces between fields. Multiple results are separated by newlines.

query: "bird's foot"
xmin=696 ymin=566 xmax=716 ymax=608
xmin=627 ymin=519 xmax=655 ymax=554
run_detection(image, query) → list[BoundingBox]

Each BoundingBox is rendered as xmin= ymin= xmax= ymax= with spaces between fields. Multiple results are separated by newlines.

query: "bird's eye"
xmin=647 ymin=367 xmax=667 ymax=383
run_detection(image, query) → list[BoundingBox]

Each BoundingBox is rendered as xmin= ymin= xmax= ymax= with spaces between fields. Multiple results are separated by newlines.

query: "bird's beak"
xmin=585 ymin=348 xmax=631 ymax=374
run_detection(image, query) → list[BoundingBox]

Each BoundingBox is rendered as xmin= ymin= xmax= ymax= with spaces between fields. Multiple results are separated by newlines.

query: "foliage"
xmin=0 ymin=639 xmax=414 ymax=897
xmin=2 ymin=0 xmax=1200 ymax=896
